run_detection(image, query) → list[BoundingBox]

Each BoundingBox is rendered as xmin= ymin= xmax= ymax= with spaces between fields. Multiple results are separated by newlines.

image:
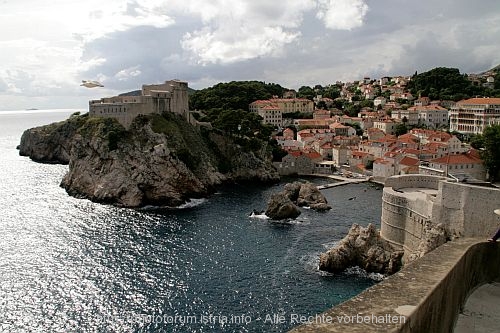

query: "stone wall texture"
xmin=289 ymin=239 xmax=500 ymax=333
xmin=381 ymin=175 xmax=500 ymax=256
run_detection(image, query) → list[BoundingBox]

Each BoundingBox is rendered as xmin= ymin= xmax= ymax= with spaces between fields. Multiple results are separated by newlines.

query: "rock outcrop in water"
xmin=319 ymin=223 xmax=403 ymax=275
xmin=265 ymin=192 xmax=301 ymax=220
xmin=18 ymin=112 xmax=279 ymax=207
xmin=265 ymin=181 xmax=331 ymax=220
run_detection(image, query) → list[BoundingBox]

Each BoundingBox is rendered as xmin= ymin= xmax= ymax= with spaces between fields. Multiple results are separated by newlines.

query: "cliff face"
xmin=18 ymin=113 xmax=88 ymax=164
xmin=19 ymin=112 xmax=279 ymax=207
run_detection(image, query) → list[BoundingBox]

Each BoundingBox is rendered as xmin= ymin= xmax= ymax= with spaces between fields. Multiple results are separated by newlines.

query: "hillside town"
xmin=84 ymin=67 xmax=500 ymax=183
xmin=249 ymin=72 xmax=500 ymax=183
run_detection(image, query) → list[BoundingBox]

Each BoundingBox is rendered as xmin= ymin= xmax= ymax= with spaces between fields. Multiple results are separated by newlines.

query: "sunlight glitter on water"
xmin=0 ymin=111 xmax=383 ymax=332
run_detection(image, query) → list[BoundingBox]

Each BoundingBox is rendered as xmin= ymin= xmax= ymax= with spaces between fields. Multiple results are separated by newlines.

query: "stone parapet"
xmin=289 ymin=239 xmax=500 ymax=333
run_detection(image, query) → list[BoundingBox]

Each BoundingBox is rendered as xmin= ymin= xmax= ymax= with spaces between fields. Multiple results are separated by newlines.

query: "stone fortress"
xmin=292 ymin=175 xmax=500 ymax=333
xmin=381 ymin=174 xmax=500 ymax=261
xmin=89 ymin=79 xmax=189 ymax=128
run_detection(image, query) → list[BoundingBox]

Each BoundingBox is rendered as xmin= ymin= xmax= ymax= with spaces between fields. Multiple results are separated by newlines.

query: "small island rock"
xmin=297 ymin=182 xmax=332 ymax=211
xmin=319 ymin=223 xmax=403 ymax=275
xmin=265 ymin=192 xmax=301 ymax=220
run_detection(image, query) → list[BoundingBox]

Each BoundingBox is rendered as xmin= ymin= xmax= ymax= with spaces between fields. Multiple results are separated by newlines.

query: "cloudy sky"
xmin=1 ymin=0 xmax=500 ymax=110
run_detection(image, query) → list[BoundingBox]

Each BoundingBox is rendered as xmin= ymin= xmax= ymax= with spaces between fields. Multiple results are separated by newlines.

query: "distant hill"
xmin=482 ymin=64 xmax=500 ymax=75
xmin=189 ymin=81 xmax=286 ymax=111
xmin=119 ymin=90 xmax=141 ymax=97
xmin=407 ymin=67 xmax=500 ymax=101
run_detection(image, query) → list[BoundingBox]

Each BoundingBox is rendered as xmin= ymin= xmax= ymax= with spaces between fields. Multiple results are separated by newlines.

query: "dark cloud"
xmin=79 ymin=0 xmax=500 ymax=94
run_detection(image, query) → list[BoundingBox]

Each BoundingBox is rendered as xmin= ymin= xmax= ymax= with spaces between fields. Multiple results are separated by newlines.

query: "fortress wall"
xmin=381 ymin=175 xmax=443 ymax=252
xmin=89 ymin=101 xmax=159 ymax=129
xmin=433 ymin=181 xmax=500 ymax=237
xmin=381 ymin=174 xmax=500 ymax=256
xmin=381 ymin=190 xmax=432 ymax=252
xmin=90 ymin=79 xmax=189 ymax=128
xmin=289 ymin=239 xmax=500 ymax=333
xmin=384 ymin=174 xmax=444 ymax=191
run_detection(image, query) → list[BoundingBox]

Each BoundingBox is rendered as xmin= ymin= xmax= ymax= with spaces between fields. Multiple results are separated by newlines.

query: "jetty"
xmin=301 ymin=174 xmax=370 ymax=190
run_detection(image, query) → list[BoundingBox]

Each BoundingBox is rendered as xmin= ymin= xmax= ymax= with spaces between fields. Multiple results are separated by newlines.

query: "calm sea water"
xmin=0 ymin=110 xmax=383 ymax=333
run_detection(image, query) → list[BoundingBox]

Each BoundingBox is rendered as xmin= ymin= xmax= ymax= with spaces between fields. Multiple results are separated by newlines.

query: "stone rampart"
xmin=381 ymin=175 xmax=500 ymax=257
xmin=433 ymin=181 xmax=500 ymax=238
xmin=289 ymin=239 xmax=500 ymax=333
xmin=384 ymin=174 xmax=443 ymax=191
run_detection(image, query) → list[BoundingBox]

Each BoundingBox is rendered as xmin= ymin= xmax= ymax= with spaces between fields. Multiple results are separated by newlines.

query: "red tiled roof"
xmin=430 ymin=153 xmax=483 ymax=165
xmin=262 ymin=105 xmax=281 ymax=110
xmin=321 ymin=142 xmax=333 ymax=149
xmin=305 ymin=151 xmax=322 ymax=160
xmin=399 ymin=156 xmax=419 ymax=166
xmin=352 ymin=151 xmax=370 ymax=157
xmin=457 ymin=98 xmax=500 ymax=105
xmin=428 ymin=132 xmax=452 ymax=141
xmin=408 ymin=105 xmax=447 ymax=111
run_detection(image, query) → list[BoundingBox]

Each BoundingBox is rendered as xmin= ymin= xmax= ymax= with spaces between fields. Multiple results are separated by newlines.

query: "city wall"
xmin=290 ymin=239 xmax=500 ymax=333
xmin=381 ymin=175 xmax=500 ymax=255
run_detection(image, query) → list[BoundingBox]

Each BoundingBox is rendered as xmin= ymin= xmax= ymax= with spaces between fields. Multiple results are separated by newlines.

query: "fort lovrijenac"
xmin=89 ymin=80 xmax=189 ymax=129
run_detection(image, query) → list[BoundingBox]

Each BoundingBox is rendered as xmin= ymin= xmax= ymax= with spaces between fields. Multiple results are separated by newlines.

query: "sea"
xmin=0 ymin=109 xmax=383 ymax=333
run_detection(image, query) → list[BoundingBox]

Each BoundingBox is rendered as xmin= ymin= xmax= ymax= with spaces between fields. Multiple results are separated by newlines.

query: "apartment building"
xmin=449 ymin=98 xmax=500 ymax=134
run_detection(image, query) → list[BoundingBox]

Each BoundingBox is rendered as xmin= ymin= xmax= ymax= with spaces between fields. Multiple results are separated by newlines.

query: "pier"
xmin=301 ymin=174 xmax=371 ymax=190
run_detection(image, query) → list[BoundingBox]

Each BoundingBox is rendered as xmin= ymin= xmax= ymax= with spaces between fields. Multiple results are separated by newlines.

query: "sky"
xmin=1 ymin=0 xmax=500 ymax=110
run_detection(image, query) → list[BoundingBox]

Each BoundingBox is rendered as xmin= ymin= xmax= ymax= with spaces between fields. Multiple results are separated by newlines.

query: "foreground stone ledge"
xmin=289 ymin=238 xmax=500 ymax=333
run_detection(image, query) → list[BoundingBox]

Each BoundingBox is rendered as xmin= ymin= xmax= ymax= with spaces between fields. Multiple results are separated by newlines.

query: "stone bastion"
xmin=290 ymin=175 xmax=500 ymax=333
xmin=381 ymin=174 xmax=500 ymax=261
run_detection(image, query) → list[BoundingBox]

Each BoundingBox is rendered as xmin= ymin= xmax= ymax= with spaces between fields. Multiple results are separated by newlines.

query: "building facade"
xmin=249 ymin=98 xmax=314 ymax=126
xmin=89 ymin=80 xmax=189 ymax=128
xmin=449 ymin=98 xmax=500 ymax=134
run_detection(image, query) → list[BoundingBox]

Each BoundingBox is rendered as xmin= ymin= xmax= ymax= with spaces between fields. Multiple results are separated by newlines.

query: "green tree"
xmin=324 ymin=86 xmax=341 ymax=99
xmin=365 ymin=160 xmax=374 ymax=170
xmin=189 ymin=81 xmax=285 ymax=111
xmin=316 ymin=100 xmax=327 ymax=110
xmin=395 ymin=123 xmax=408 ymax=136
xmin=478 ymin=125 xmax=500 ymax=182
xmin=407 ymin=67 xmax=484 ymax=101
xmin=298 ymin=86 xmax=315 ymax=100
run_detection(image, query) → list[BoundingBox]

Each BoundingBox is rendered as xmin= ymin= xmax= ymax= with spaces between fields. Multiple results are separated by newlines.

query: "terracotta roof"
xmin=384 ymin=151 xmax=400 ymax=158
xmin=262 ymin=105 xmax=281 ymax=110
xmin=305 ymin=151 xmax=322 ymax=160
xmin=430 ymin=153 xmax=483 ymax=165
xmin=408 ymin=105 xmax=448 ymax=111
xmin=352 ymin=151 xmax=370 ymax=157
xmin=428 ymin=132 xmax=452 ymax=142
xmin=374 ymin=135 xmax=397 ymax=143
xmin=399 ymin=156 xmax=419 ymax=166
xmin=401 ymin=148 xmax=421 ymax=155
xmin=314 ymin=109 xmax=330 ymax=114
xmin=321 ymin=142 xmax=333 ymax=149
xmin=330 ymin=122 xmax=349 ymax=129
xmin=457 ymin=98 xmax=500 ymax=105
xmin=425 ymin=142 xmax=447 ymax=150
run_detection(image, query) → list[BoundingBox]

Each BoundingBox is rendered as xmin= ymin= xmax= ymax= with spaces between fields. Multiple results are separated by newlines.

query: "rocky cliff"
xmin=18 ymin=112 xmax=279 ymax=207
xmin=18 ymin=113 xmax=88 ymax=164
